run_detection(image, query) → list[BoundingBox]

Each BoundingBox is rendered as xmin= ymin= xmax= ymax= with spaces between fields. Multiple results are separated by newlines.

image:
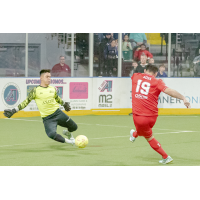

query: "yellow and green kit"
xmin=18 ymin=85 xmax=64 ymax=118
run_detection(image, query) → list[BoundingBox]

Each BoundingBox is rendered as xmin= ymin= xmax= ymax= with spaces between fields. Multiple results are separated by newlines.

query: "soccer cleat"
xmin=159 ymin=156 xmax=173 ymax=164
xmin=70 ymin=138 xmax=75 ymax=146
xmin=63 ymin=130 xmax=72 ymax=139
xmin=130 ymin=129 xmax=136 ymax=142
xmin=63 ymin=130 xmax=75 ymax=146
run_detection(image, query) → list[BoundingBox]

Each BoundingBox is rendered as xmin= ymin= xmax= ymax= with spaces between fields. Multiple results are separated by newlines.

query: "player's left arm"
xmin=163 ymin=87 xmax=191 ymax=109
xmin=54 ymin=88 xmax=71 ymax=112
xmin=3 ymin=87 xmax=36 ymax=118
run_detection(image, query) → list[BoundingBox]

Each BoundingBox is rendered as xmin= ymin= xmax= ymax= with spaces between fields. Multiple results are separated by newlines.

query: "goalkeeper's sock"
xmin=148 ymin=138 xmax=168 ymax=159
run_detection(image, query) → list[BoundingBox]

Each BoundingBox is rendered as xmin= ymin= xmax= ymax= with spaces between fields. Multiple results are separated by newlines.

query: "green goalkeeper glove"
xmin=3 ymin=108 xmax=17 ymax=118
xmin=63 ymin=102 xmax=71 ymax=112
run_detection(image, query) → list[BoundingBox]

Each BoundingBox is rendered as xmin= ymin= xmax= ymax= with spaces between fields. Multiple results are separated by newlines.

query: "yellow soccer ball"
xmin=75 ymin=135 xmax=89 ymax=148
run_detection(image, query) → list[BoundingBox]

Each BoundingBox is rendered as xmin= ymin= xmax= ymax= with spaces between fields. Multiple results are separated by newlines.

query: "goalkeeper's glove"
xmin=3 ymin=108 xmax=17 ymax=118
xmin=63 ymin=102 xmax=71 ymax=112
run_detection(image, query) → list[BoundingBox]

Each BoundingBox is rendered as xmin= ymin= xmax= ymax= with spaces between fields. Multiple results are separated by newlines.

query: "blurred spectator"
xmin=148 ymin=58 xmax=154 ymax=64
xmin=122 ymin=35 xmax=133 ymax=51
xmin=134 ymin=44 xmax=153 ymax=61
xmin=129 ymin=61 xmax=138 ymax=77
xmin=51 ymin=56 xmax=71 ymax=77
xmin=135 ymin=55 xmax=148 ymax=73
xmin=156 ymin=64 xmax=167 ymax=77
xmin=113 ymin=33 xmax=128 ymax=40
xmin=122 ymin=35 xmax=133 ymax=60
xmin=102 ymin=33 xmax=113 ymax=46
xmin=97 ymin=33 xmax=104 ymax=42
xmin=129 ymin=33 xmax=147 ymax=48
xmin=104 ymin=40 xmax=118 ymax=76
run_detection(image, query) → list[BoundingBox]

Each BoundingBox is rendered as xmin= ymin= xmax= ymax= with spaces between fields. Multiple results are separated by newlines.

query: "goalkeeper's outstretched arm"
xmin=54 ymin=88 xmax=71 ymax=112
xmin=3 ymin=88 xmax=36 ymax=118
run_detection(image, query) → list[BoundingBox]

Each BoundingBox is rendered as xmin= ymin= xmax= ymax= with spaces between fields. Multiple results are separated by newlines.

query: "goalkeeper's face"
xmin=41 ymin=72 xmax=51 ymax=86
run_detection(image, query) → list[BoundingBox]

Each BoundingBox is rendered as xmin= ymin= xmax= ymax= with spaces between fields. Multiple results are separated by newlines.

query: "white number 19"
xmin=136 ymin=79 xmax=150 ymax=95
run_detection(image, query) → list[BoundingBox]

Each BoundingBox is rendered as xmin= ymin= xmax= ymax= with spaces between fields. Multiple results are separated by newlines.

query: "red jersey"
xmin=131 ymin=73 xmax=168 ymax=116
xmin=51 ymin=63 xmax=71 ymax=77
xmin=134 ymin=49 xmax=153 ymax=60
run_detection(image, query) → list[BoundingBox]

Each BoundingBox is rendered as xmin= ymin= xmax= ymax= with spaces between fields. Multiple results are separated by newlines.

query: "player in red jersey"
xmin=130 ymin=65 xmax=191 ymax=164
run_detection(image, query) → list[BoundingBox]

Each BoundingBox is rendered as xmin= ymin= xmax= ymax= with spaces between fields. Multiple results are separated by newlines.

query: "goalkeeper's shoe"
xmin=63 ymin=130 xmax=74 ymax=140
xmin=159 ymin=156 xmax=173 ymax=164
xmin=130 ymin=129 xmax=136 ymax=143
xmin=63 ymin=130 xmax=75 ymax=146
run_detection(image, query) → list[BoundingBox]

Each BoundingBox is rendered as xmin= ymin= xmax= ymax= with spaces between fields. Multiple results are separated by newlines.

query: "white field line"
xmin=0 ymin=131 xmax=197 ymax=148
xmin=2 ymin=118 xmax=197 ymax=132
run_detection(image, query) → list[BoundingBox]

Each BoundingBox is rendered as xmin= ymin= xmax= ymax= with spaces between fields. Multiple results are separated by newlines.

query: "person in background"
xmin=104 ymin=40 xmax=118 ymax=76
xmin=51 ymin=56 xmax=71 ymax=77
xmin=129 ymin=61 xmax=138 ymax=77
xmin=122 ymin=35 xmax=133 ymax=51
xmin=129 ymin=33 xmax=147 ymax=49
xmin=102 ymin=33 xmax=113 ymax=46
xmin=134 ymin=44 xmax=153 ymax=61
xmin=148 ymin=58 xmax=154 ymax=64
xmin=156 ymin=64 xmax=167 ymax=77
xmin=135 ymin=55 xmax=148 ymax=73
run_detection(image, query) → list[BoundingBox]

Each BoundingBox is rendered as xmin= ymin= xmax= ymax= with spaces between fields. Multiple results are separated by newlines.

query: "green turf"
xmin=0 ymin=115 xmax=199 ymax=166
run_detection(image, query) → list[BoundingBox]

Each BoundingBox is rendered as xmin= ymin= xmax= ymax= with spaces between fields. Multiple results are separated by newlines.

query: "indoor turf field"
xmin=0 ymin=115 xmax=199 ymax=166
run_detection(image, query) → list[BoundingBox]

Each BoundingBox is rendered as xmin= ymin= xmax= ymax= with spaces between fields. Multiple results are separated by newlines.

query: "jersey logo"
xmin=49 ymin=90 xmax=54 ymax=93
xmin=98 ymin=80 xmax=112 ymax=92
xmin=40 ymin=92 xmax=43 ymax=94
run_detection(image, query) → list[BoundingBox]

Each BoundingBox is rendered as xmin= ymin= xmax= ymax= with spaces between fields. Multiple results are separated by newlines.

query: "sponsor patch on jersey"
xmin=135 ymin=94 xmax=148 ymax=99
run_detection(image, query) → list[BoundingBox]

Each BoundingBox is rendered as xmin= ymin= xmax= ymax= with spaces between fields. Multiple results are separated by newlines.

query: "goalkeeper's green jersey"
xmin=18 ymin=85 xmax=64 ymax=118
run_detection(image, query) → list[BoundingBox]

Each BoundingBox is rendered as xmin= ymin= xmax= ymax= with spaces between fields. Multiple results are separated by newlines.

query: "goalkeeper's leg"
xmin=43 ymin=116 xmax=74 ymax=145
xmin=57 ymin=110 xmax=78 ymax=139
xmin=57 ymin=110 xmax=78 ymax=132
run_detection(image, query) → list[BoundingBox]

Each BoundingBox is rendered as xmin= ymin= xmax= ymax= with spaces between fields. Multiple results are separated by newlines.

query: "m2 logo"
xmin=98 ymin=94 xmax=113 ymax=107
xmin=99 ymin=94 xmax=112 ymax=103
xmin=98 ymin=80 xmax=113 ymax=92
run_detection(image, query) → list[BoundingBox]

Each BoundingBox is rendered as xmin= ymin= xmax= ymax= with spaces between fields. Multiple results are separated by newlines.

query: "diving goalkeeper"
xmin=3 ymin=69 xmax=77 ymax=145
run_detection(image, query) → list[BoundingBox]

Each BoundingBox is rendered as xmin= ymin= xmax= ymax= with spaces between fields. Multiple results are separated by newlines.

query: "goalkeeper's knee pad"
xmin=66 ymin=118 xmax=78 ymax=132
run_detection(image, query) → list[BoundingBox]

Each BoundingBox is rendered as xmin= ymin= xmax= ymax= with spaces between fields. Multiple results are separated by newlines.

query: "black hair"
xmin=123 ymin=34 xmax=129 ymax=42
xmin=140 ymin=43 xmax=146 ymax=47
xmin=146 ymin=64 xmax=158 ymax=74
xmin=40 ymin=69 xmax=51 ymax=76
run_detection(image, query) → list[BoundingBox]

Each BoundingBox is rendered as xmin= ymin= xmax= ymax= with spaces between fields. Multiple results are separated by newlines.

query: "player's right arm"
xmin=163 ymin=88 xmax=191 ymax=108
xmin=3 ymin=87 xmax=37 ymax=118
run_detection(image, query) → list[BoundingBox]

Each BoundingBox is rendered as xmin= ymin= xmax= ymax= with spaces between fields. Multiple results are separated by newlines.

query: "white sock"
xmin=65 ymin=138 xmax=72 ymax=144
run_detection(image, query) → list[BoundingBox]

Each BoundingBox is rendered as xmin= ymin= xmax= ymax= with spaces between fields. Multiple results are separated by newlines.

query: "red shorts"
xmin=133 ymin=114 xmax=158 ymax=138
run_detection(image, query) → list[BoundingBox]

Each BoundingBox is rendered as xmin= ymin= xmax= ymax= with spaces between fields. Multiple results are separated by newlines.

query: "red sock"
xmin=148 ymin=138 xmax=168 ymax=159
xmin=133 ymin=131 xmax=138 ymax=138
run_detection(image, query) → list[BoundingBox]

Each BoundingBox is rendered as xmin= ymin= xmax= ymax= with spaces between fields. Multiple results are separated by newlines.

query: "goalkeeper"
xmin=3 ymin=69 xmax=77 ymax=145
